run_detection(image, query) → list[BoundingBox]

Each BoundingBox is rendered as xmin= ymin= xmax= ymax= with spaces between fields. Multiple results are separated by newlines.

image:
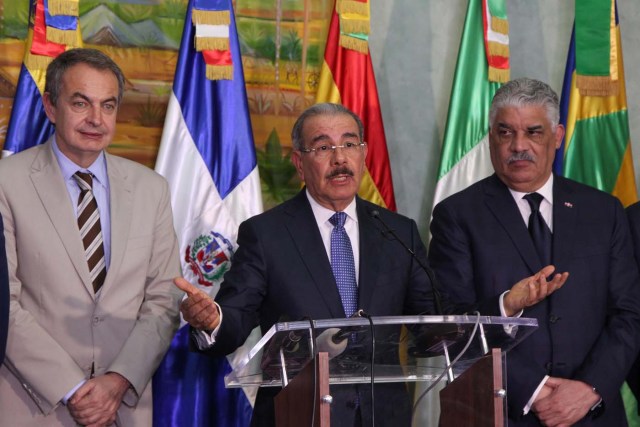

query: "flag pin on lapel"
xmin=564 ymin=202 xmax=573 ymax=208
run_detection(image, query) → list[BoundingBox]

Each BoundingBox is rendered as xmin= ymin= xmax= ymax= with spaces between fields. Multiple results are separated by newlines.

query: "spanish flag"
xmin=3 ymin=0 xmax=81 ymax=157
xmin=315 ymin=0 xmax=396 ymax=211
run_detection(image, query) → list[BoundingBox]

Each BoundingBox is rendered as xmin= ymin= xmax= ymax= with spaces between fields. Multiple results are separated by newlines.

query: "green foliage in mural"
xmin=256 ymin=128 xmax=299 ymax=207
xmin=136 ymin=96 xmax=165 ymax=127
xmin=281 ymin=29 xmax=301 ymax=61
xmin=2 ymin=0 xmax=29 ymax=39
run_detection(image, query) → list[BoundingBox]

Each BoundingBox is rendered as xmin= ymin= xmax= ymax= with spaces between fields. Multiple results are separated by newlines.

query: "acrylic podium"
xmin=225 ymin=315 xmax=538 ymax=427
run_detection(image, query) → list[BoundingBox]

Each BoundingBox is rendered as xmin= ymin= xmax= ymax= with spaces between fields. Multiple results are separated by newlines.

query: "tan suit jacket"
xmin=0 ymin=141 xmax=181 ymax=426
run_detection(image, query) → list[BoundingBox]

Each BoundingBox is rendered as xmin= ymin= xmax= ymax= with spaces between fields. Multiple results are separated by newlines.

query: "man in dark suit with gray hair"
xmin=430 ymin=77 xmax=640 ymax=426
xmin=176 ymin=102 xmax=565 ymax=426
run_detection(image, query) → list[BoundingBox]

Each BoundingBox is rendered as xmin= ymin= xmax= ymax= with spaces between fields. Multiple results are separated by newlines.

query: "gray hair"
xmin=45 ymin=48 xmax=125 ymax=106
xmin=489 ymin=77 xmax=560 ymax=128
xmin=290 ymin=103 xmax=364 ymax=150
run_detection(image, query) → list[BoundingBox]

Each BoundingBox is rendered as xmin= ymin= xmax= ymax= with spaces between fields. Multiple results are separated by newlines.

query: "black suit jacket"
xmin=429 ymin=174 xmax=640 ymax=426
xmin=624 ymin=201 xmax=640 ymax=407
xmin=0 ymin=214 xmax=7 ymax=365
xmin=201 ymin=190 xmax=441 ymax=426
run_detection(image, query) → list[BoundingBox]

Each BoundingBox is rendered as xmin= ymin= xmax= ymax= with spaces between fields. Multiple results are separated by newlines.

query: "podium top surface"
xmin=226 ymin=315 xmax=537 ymax=388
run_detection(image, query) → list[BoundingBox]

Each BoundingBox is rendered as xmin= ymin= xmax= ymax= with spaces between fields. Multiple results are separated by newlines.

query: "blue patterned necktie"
xmin=524 ymin=192 xmax=552 ymax=265
xmin=329 ymin=212 xmax=358 ymax=317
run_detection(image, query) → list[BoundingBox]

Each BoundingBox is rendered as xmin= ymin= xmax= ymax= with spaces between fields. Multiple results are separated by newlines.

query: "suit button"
xmin=545 ymin=362 xmax=552 ymax=372
xmin=93 ymin=316 xmax=101 ymax=325
xmin=549 ymin=314 xmax=559 ymax=323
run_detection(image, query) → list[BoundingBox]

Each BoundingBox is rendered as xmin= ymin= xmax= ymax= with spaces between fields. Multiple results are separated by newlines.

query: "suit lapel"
xmin=30 ymin=142 xmax=96 ymax=297
xmin=484 ymin=175 xmax=542 ymax=273
xmin=551 ymin=176 xmax=577 ymax=268
xmin=101 ymin=155 xmax=134 ymax=295
xmin=283 ymin=191 xmax=345 ymax=318
xmin=356 ymin=199 xmax=381 ymax=311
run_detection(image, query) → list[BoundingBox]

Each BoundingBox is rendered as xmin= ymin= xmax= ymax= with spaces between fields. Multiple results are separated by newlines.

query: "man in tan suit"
xmin=0 ymin=48 xmax=181 ymax=426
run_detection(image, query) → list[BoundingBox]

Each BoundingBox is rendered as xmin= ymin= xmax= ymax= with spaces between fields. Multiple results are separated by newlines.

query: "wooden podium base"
xmin=275 ymin=352 xmax=331 ymax=427
xmin=439 ymin=348 xmax=504 ymax=427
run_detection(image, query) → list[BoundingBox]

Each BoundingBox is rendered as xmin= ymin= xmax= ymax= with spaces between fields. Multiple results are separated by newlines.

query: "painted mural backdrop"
xmin=0 ymin=0 xmax=333 ymax=207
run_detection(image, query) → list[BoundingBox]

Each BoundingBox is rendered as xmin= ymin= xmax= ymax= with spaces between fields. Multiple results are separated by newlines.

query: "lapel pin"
xmin=564 ymin=202 xmax=573 ymax=208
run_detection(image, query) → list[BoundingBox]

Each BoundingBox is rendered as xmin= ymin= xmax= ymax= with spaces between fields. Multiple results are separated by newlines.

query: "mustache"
xmin=326 ymin=166 xmax=354 ymax=179
xmin=507 ymin=152 xmax=536 ymax=163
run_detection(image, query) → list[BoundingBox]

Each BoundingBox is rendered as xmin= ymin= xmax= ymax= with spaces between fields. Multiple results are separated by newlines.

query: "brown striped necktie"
xmin=73 ymin=171 xmax=106 ymax=294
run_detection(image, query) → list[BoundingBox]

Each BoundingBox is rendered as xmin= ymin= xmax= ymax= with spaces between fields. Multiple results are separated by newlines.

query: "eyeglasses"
xmin=299 ymin=142 xmax=367 ymax=159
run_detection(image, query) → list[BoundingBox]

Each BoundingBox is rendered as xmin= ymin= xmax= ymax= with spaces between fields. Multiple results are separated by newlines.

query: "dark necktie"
xmin=329 ymin=212 xmax=358 ymax=317
xmin=523 ymin=192 xmax=552 ymax=265
xmin=74 ymin=171 xmax=106 ymax=294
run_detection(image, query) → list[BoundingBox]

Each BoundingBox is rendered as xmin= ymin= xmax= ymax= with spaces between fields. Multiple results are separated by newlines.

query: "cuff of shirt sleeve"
xmin=62 ymin=379 xmax=86 ymax=405
xmin=193 ymin=302 xmax=223 ymax=350
xmin=499 ymin=291 xmax=523 ymax=318
xmin=523 ymin=375 xmax=549 ymax=415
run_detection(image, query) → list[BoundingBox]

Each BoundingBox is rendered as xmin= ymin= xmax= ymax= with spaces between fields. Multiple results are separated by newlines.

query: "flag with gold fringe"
xmin=316 ymin=0 xmax=396 ymax=210
xmin=482 ymin=0 xmax=510 ymax=83
xmin=3 ymin=0 xmax=81 ymax=157
xmin=574 ymin=0 xmax=619 ymax=97
xmin=432 ymin=0 xmax=507 ymax=210
xmin=153 ymin=0 xmax=260 ymax=425
xmin=44 ymin=0 xmax=79 ymax=47
xmin=554 ymin=2 xmax=638 ymax=423
xmin=554 ymin=0 xmax=637 ymax=207
xmin=192 ymin=0 xmax=233 ymax=80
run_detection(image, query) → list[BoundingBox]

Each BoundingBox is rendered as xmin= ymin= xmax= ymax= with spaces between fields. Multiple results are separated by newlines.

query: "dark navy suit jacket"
xmin=197 ymin=189 xmax=443 ymax=427
xmin=624 ymin=201 xmax=640 ymax=410
xmin=429 ymin=174 xmax=640 ymax=426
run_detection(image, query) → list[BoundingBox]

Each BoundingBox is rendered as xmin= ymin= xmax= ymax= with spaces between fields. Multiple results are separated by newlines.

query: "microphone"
xmin=316 ymin=328 xmax=349 ymax=358
xmin=369 ymin=209 xmax=445 ymax=315
xmin=315 ymin=310 xmax=367 ymax=358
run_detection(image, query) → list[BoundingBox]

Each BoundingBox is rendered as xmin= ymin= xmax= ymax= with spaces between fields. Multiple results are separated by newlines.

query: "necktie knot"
xmin=330 ymin=211 xmax=347 ymax=229
xmin=524 ymin=192 xmax=544 ymax=212
xmin=74 ymin=171 xmax=94 ymax=192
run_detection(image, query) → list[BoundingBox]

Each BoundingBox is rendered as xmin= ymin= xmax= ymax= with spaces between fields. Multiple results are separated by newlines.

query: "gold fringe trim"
xmin=491 ymin=16 xmax=509 ymax=34
xmin=195 ymin=37 xmax=229 ymax=52
xmin=576 ymin=74 xmax=619 ymax=97
xmin=46 ymin=27 xmax=80 ymax=46
xmin=47 ymin=0 xmax=79 ymax=16
xmin=24 ymin=51 xmax=54 ymax=71
xmin=487 ymin=41 xmax=509 ymax=58
xmin=206 ymin=64 xmax=233 ymax=80
xmin=337 ymin=0 xmax=369 ymax=16
xmin=192 ymin=9 xmax=230 ymax=26
xmin=339 ymin=34 xmax=368 ymax=54
xmin=340 ymin=17 xmax=370 ymax=35
xmin=488 ymin=66 xmax=510 ymax=83
xmin=609 ymin=1 xmax=618 ymax=81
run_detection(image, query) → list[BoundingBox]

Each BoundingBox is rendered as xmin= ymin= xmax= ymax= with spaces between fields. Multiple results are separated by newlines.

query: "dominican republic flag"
xmin=153 ymin=0 xmax=263 ymax=425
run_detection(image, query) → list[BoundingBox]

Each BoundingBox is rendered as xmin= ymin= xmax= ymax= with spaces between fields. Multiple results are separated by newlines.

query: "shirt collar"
xmin=52 ymin=137 xmax=108 ymax=187
xmin=509 ymin=174 xmax=554 ymax=205
xmin=305 ymin=189 xmax=358 ymax=225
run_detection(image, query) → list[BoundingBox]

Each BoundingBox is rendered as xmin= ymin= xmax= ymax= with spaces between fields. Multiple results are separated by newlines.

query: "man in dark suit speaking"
xmin=176 ymin=102 xmax=564 ymax=426
xmin=429 ymin=77 xmax=640 ymax=426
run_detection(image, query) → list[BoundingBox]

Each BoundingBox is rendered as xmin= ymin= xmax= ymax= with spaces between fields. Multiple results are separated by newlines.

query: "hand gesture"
xmin=174 ymin=277 xmax=220 ymax=331
xmin=503 ymin=265 xmax=568 ymax=316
